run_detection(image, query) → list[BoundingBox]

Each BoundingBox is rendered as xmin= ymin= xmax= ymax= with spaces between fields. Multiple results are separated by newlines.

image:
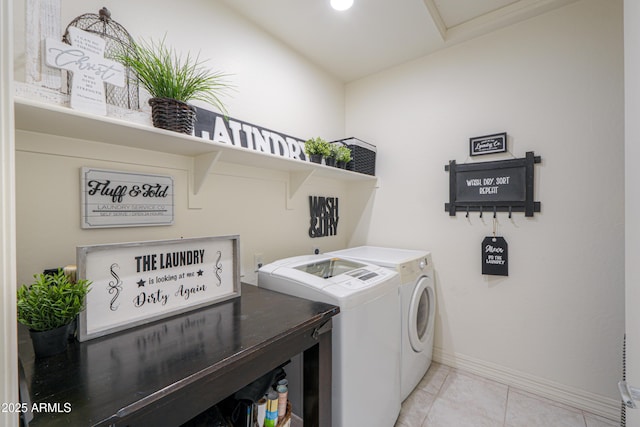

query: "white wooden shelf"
xmin=14 ymin=97 xmax=377 ymax=206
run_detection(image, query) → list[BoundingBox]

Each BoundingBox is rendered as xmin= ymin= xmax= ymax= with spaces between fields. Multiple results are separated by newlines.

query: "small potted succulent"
xmin=115 ymin=37 xmax=232 ymax=134
xmin=335 ymin=145 xmax=352 ymax=169
xmin=304 ymin=137 xmax=331 ymax=164
xmin=17 ymin=269 xmax=91 ymax=358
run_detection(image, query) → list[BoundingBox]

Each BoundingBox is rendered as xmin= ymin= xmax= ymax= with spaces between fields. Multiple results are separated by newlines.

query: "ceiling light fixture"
xmin=330 ymin=0 xmax=353 ymax=11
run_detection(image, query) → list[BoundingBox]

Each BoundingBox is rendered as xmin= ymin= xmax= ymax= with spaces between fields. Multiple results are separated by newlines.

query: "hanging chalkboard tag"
xmin=482 ymin=236 xmax=508 ymax=276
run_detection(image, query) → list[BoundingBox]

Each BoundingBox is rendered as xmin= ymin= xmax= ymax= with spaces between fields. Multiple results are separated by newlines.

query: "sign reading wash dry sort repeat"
xmin=80 ymin=168 xmax=174 ymax=228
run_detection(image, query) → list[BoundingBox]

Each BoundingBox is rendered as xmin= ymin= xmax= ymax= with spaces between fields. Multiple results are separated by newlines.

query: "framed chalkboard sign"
xmin=77 ymin=236 xmax=241 ymax=341
xmin=445 ymin=152 xmax=541 ymax=217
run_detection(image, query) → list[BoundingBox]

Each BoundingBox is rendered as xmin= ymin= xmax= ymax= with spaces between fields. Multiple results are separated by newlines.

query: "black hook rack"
xmin=444 ymin=151 xmax=541 ymax=217
xmin=446 ymin=204 xmax=524 ymax=217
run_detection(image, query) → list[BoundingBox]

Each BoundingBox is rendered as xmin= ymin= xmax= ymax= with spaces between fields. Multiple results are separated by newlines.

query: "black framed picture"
xmin=470 ymin=132 xmax=507 ymax=156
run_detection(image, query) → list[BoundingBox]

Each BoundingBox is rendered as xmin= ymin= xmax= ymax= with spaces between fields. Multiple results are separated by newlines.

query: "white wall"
xmin=346 ymin=0 xmax=623 ymax=416
xmin=12 ymin=0 xmax=350 ymax=286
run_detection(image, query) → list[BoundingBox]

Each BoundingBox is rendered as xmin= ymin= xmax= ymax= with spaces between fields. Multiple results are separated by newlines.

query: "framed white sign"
xmin=77 ymin=236 xmax=241 ymax=341
xmin=80 ymin=167 xmax=174 ymax=228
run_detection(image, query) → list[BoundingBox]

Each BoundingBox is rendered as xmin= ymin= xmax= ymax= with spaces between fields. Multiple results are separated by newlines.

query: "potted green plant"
xmin=336 ymin=145 xmax=352 ymax=169
xmin=17 ymin=269 xmax=91 ymax=358
xmin=115 ymin=37 xmax=232 ymax=134
xmin=304 ymin=137 xmax=331 ymax=164
xmin=325 ymin=144 xmax=340 ymax=167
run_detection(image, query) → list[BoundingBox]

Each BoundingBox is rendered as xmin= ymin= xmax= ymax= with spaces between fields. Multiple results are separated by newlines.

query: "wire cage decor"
xmin=62 ymin=7 xmax=139 ymax=110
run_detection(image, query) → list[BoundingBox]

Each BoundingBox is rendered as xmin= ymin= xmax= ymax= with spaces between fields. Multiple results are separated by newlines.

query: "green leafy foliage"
xmin=304 ymin=137 xmax=331 ymax=156
xmin=336 ymin=146 xmax=352 ymax=163
xmin=327 ymin=143 xmax=340 ymax=159
xmin=115 ymin=37 xmax=233 ymax=114
xmin=17 ymin=269 xmax=91 ymax=332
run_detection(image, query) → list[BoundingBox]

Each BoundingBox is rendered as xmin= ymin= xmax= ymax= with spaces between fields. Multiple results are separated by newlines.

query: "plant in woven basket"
xmin=115 ymin=37 xmax=232 ymax=134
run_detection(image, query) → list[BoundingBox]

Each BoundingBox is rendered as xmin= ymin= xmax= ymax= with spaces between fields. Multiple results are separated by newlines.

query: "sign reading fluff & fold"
xmin=77 ymin=236 xmax=241 ymax=341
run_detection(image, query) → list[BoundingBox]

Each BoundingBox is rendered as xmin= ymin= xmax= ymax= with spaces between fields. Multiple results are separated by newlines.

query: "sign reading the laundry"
xmin=45 ymin=27 xmax=125 ymax=116
xmin=482 ymin=236 xmax=508 ymax=276
xmin=80 ymin=168 xmax=174 ymax=229
xmin=309 ymin=196 xmax=339 ymax=238
xmin=193 ymin=107 xmax=308 ymax=161
xmin=445 ymin=152 xmax=541 ymax=217
xmin=77 ymin=235 xmax=241 ymax=341
xmin=470 ymin=132 xmax=507 ymax=156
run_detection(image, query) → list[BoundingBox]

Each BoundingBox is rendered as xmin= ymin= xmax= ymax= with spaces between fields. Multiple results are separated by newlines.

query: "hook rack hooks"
xmin=459 ymin=205 xmax=518 ymax=218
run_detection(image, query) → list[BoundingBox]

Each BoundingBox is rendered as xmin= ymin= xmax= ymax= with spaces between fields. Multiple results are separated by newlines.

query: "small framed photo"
xmin=470 ymin=132 xmax=507 ymax=156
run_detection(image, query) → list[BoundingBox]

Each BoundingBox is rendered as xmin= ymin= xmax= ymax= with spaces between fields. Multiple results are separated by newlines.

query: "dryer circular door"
xmin=408 ymin=276 xmax=435 ymax=353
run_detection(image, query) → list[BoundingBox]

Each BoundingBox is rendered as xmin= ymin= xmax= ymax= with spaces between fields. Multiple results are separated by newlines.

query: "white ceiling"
xmin=219 ymin=0 xmax=580 ymax=82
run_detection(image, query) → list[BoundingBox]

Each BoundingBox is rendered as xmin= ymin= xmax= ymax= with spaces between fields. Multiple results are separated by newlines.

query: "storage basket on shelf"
xmin=332 ymin=137 xmax=377 ymax=176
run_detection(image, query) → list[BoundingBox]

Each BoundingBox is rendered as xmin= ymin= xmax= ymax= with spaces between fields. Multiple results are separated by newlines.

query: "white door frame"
xmin=625 ymin=0 xmax=640 ymax=425
xmin=1 ymin=0 xmax=18 ymax=425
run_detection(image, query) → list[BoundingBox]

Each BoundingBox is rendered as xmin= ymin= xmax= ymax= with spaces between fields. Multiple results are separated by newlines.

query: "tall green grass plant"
xmin=116 ymin=37 xmax=232 ymax=114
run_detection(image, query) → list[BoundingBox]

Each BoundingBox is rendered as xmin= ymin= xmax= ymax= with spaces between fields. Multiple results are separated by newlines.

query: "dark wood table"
xmin=18 ymin=284 xmax=338 ymax=427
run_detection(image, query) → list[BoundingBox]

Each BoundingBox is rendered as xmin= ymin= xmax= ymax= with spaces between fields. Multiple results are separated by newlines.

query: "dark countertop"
xmin=18 ymin=283 xmax=339 ymax=426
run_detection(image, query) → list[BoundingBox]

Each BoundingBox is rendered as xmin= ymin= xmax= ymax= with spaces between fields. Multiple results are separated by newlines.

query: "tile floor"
xmin=395 ymin=363 xmax=620 ymax=427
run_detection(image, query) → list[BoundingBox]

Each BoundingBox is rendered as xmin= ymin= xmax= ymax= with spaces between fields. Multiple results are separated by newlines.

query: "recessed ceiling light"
xmin=330 ymin=0 xmax=353 ymax=11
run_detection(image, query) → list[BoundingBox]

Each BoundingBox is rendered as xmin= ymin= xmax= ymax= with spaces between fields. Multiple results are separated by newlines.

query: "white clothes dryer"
xmin=258 ymin=254 xmax=402 ymax=427
xmin=328 ymin=246 xmax=435 ymax=401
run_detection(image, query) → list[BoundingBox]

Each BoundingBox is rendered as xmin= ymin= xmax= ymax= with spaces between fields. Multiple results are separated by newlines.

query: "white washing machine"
xmin=258 ymin=254 xmax=401 ymax=427
xmin=328 ymin=246 xmax=435 ymax=401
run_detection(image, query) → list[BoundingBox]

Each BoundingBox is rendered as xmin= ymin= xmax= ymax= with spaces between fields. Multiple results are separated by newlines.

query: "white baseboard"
xmin=433 ymin=346 xmax=621 ymax=422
